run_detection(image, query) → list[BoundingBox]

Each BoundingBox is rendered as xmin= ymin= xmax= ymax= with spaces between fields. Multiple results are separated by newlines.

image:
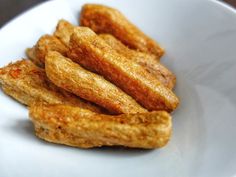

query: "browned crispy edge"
xmin=80 ymin=4 xmax=164 ymax=58
xmin=29 ymin=103 xmax=172 ymax=149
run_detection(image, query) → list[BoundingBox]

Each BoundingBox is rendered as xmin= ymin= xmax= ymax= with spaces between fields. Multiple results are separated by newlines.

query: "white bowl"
xmin=0 ymin=0 xmax=236 ymax=177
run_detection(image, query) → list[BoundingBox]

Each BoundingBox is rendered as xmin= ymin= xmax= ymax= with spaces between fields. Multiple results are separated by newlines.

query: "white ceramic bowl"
xmin=0 ymin=0 xmax=235 ymax=177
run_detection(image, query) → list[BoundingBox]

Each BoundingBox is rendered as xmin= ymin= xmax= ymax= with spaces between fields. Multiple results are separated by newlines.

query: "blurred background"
xmin=0 ymin=0 xmax=235 ymax=28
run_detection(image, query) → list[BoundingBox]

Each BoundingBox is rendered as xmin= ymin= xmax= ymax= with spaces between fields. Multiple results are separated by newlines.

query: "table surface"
xmin=0 ymin=0 xmax=235 ymax=27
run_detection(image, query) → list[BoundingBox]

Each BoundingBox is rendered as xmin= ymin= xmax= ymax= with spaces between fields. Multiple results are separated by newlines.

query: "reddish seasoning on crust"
xmin=9 ymin=68 xmax=21 ymax=79
xmin=0 ymin=59 xmax=103 ymax=113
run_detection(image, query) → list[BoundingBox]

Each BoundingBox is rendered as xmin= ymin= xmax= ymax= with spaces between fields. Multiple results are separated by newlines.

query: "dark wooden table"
xmin=224 ymin=0 xmax=236 ymax=7
xmin=0 ymin=0 xmax=235 ymax=27
xmin=0 ymin=0 xmax=46 ymax=27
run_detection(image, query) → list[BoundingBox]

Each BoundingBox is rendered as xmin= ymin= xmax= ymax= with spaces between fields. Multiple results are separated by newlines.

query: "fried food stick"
xmin=52 ymin=20 xmax=175 ymax=89
xmin=99 ymin=34 xmax=176 ymax=89
xmin=0 ymin=59 xmax=102 ymax=113
xmin=29 ymin=103 xmax=172 ymax=149
xmin=26 ymin=35 xmax=68 ymax=67
xmin=45 ymin=51 xmax=146 ymax=114
xmin=80 ymin=4 xmax=164 ymax=58
xmin=54 ymin=19 xmax=75 ymax=46
xmin=68 ymin=28 xmax=179 ymax=112
xmin=26 ymin=20 xmax=74 ymax=66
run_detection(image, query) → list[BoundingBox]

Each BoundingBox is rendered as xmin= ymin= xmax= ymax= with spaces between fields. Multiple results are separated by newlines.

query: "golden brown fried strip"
xmin=26 ymin=20 xmax=75 ymax=67
xmin=29 ymin=103 xmax=172 ymax=149
xmin=45 ymin=51 xmax=146 ymax=114
xmin=54 ymin=19 xmax=75 ymax=46
xmin=52 ymin=20 xmax=175 ymax=89
xmin=0 ymin=59 xmax=102 ymax=113
xmin=26 ymin=48 xmax=38 ymax=65
xmin=99 ymin=34 xmax=176 ymax=89
xmin=68 ymin=28 xmax=179 ymax=112
xmin=80 ymin=4 xmax=164 ymax=58
xmin=2 ymin=84 xmax=34 ymax=105
xmin=26 ymin=35 xmax=68 ymax=67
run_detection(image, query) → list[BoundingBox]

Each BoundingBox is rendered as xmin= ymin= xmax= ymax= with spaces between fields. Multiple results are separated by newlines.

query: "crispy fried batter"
xmin=68 ymin=28 xmax=179 ymax=112
xmin=99 ymin=34 xmax=176 ymax=89
xmin=52 ymin=20 xmax=175 ymax=89
xmin=54 ymin=19 xmax=75 ymax=46
xmin=45 ymin=51 xmax=146 ymax=114
xmin=80 ymin=4 xmax=164 ymax=58
xmin=26 ymin=35 xmax=68 ymax=67
xmin=29 ymin=103 xmax=172 ymax=149
xmin=26 ymin=47 xmax=38 ymax=65
xmin=0 ymin=59 xmax=102 ymax=113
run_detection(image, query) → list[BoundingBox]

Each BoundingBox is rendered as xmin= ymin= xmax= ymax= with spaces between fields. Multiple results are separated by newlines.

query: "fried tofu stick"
xmin=68 ymin=28 xmax=179 ymax=112
xmin=45 ymin=51 xmax=146 ymax=114
xmin=26 ymin=20 xmax=75 ymax=67
xmin=26 ymin=35 xmax=68 ymax=67
xmin=52 ymin=20 xmax=175 ymax=89
xmin=80 ymin=4 xmax=164 ymax=58
xmin=99 ymin=34 xmax=176 ymax=89
xmin=29 ymin=103 xmax=172 ymax=149
xmin=0 ymin=59 xmax=102 ymax=113
xmin=54 ymin=19 xmax=75 ymax=46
